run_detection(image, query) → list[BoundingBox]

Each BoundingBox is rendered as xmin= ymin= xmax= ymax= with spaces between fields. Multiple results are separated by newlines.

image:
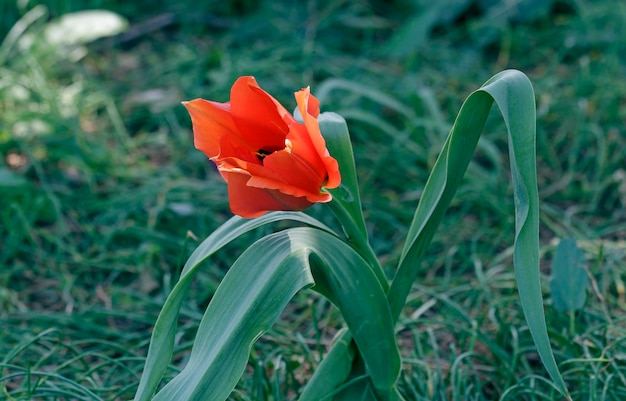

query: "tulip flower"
xmin=183 ymin=76 xmax=341 ymax=218
xmin=137 ymin=70 xmax=570 ymax=401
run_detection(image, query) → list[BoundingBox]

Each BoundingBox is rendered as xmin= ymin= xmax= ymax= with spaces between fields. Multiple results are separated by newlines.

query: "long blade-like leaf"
xmin=293 ymin=229 xmax=400 ymax=395
xmin=152 ymin=232 xmax=315 ymax=401
xmin=149 ymin=227 xmax=399 ymax=401
xmin=386 ymin=69 xmax=569 ymax=398
xmin=480 ymin=72 xmax=569 ymax=398
xmin=132 ymin=212 xmax=331 ymax=401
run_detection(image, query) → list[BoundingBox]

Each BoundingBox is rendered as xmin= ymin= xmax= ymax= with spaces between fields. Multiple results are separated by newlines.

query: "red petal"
xmin=182 ymin=99 xmax=236 ymax=159
xmin=260 ymin=125 xmax=327 ymax=193
xmin=230 ymin=76 xmax=291 ymax=151
xmin=226 ymin=172 xmax=314 ymax=218
xmin=217 ymin=134 xmax=261 ymax=165
xmin=294 ymin=88 xmax=341 ymax=189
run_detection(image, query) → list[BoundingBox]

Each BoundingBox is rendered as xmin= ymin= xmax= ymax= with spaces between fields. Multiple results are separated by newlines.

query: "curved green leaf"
xmin=481 ymin=72 xmax=570 ymax=399
xmin=182 ymin=212 xmax=332 ymax=275
xmin=132 ymin=212 xmax=332 ymax=401
xmin=298 ymin=329 xmax=356 ymax=401
xmin=297 ymin=229 xmax=400 ymax=394
xmin=386 ymin=69 xmax=569 ymax=398
xmin=135 ymin=219 xmax=400 ymax=401
xmin=152 ymin=231 xmax=315 ymax=401
xmin=148 ymin=227 xmax=399 ymax=401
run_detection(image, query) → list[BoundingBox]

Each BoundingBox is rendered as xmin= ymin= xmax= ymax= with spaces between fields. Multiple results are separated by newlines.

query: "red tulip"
xmin=183 ymin=76 xmax=341 ymax=218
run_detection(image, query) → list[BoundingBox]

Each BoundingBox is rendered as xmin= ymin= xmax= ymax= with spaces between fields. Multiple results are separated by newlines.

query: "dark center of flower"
xmin=255 ymin=146 xmax=283 ymax=163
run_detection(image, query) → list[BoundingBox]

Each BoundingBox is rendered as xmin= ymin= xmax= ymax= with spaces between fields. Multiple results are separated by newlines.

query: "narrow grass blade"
xmin=0 ymin=4 xmax=47 ymax=64
xmin=149 ymin=227 xmax=398 ymax=401
xmin=386 ymin=70 xmax=569 ymax=398
xmin=132 ymin=212 xmax=331 ymax=401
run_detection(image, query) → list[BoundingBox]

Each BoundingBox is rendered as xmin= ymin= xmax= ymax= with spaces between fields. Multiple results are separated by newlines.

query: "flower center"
xmin=255 ymin=149 xmax=273 ymax=161
xmin=255 ymin=140 xmax=292 ymax=163
xmin=255 ymin=146 xmax=282 ymax=163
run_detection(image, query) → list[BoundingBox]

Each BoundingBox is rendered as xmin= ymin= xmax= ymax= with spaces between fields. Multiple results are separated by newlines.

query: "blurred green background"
xmin=1 ymin=0 xmax=625 ymax=399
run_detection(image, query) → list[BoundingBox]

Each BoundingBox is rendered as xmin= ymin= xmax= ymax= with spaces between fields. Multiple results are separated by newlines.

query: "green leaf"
xmin=319 ymin=113 xmax=387 ymax=290
xmin=481 ymin=71 xmax=569 ymax=399
xmin=148 ymin=227 xmax=399 ymax=401
xmin=298 ymin=329 xmax=356 ymax=401
xmin=181 ymin=212 xmax=331 ymax=275
xmin=132 ymin=212 xmax=332 ymax=401
xmin=550 ymin=238 xmax=589 ymax=313
xmin=152 ymin=231 xmax=315 ymax=401
xmin=320 ymin=112 xmax=368 ymax=241
xmin=384 ymin=70 xmax=569 ymax=398
xmin=303 ymin=230 xmax=400 ymax=393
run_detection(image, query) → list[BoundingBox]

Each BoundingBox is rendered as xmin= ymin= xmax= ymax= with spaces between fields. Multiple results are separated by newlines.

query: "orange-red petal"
xmin=294 ymin=87 xmax=341 ymax=189
xmin=182 ymin=99 xmax=236 ymax=159
xmin=226 ymin=172 xmax=314 ymax=218
xmin=230 ymin=76 xmax=291 ymax=151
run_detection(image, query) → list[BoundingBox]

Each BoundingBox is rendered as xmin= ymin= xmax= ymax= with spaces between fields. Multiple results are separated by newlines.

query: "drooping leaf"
xmin=147 ymin=227 xmax=399 ymax=401
xmin=381 ymin=70 xmax=569 ymax=398
xmin=480 ymin=71 xmax=569 ymax=399
xmin=132 ymin=212 xmax=332 ymax=401
xmin=550 ymin=238 xmax=589 ymax=313
xmin=151 ymin=232 xmax=315 ymax=401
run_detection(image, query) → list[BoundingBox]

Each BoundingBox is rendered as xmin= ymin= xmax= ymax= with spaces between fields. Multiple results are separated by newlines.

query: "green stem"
xmin=326 ymin=199 xmax=388 ymax=292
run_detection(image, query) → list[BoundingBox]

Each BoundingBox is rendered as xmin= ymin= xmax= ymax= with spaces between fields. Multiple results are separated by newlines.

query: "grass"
xmin=1 ymin=0 xmax=625 ymax=399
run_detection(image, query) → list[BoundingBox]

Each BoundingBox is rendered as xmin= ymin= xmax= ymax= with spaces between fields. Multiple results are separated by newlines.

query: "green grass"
xmin=1 ymin=0 xmax=625 ymax=399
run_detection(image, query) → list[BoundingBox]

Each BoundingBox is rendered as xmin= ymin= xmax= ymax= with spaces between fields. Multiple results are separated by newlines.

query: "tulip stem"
xmin=326 ymin=200 xmax=388 ymax=292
